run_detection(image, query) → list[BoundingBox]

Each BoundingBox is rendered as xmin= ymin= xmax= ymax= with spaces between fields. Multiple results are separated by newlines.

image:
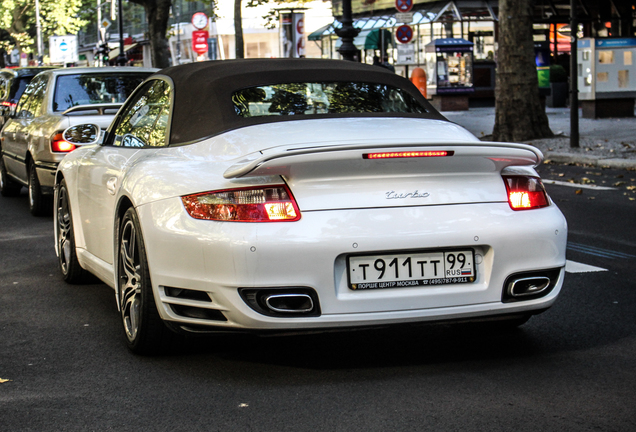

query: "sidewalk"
xmin=445 ymin=107 xmax=636 ymax=170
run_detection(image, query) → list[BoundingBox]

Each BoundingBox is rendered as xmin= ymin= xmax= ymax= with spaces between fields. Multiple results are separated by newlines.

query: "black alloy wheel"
xmin=118 ymin=207 xmax=179 ymax=355
xmin=28 ymin=163 xmax=51 ymax=216
xmin=56 ymin=179 xmax=89 ymax=283
xmin=0 ymin=156 xmax=21 ymax=197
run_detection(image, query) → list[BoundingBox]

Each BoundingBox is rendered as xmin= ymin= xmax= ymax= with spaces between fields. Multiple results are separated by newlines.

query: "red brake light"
xmin=51 ymin=132 xmax=76 ymax=153
xmin=363 ymin=151 xmax=452 ymax=159
xmin=1 ymin=101 xmax=17 ymax=108
xmin=182 ymin=185 xmax=301 ymax=222
xmin=503 ymin=175 xmax=549 ymax=210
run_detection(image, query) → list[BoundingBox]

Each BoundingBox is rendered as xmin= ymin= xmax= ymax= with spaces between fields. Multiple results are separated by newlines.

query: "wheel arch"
xmin=25 ymin=151 xmax=34 ymax=171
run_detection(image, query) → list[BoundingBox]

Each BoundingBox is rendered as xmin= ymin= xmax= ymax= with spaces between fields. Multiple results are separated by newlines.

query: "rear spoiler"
xmin=223 ymin=141 xmax=543 ymax=179
xmin=61 ymin=103 xmax=122 ymax=116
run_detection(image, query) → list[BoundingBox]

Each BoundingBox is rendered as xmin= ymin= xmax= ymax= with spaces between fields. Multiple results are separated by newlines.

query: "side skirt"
xmin=76 ymin=248 xmax=116 ymax=289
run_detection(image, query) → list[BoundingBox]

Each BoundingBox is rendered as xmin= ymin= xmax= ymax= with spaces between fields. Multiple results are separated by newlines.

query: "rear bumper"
xmin=35 ymin=160 xmax=58 ymax=193
xmin=137 ymin=199 xmax=568 ymax=331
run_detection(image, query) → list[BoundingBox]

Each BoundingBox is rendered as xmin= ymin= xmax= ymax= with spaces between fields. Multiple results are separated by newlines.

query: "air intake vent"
xmin=170 ymin=304 xmax=227 ymax=321
xmin=164 ymin=286 xmax=211 ymax=302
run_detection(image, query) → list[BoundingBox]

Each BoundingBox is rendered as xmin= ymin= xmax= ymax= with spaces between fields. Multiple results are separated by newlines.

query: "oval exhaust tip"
xmin=508 ymin=276 xmax=551 ymax=297
xmin=264 ymin=293 xmax=314 ymax=313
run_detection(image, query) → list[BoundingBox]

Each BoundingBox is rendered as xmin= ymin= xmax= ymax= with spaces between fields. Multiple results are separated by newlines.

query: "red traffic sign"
xmin=395 ymin=0 xmax=413 ymax=13
xmin=192 ymin=30 xmax=209 ymax=54
xmin=396 ymin=25 xmax=414 ymax=44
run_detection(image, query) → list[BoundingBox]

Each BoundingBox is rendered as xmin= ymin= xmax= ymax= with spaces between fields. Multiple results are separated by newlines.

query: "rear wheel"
xmin=28 ymin=163 xmax=51 ymax=216
xmin=0 ymin=156 xmax=21 ymax=197
xmin=118 ymin=207 xmax=180 ymax=355
xmin=56 ymin=179 xmax=90 ymax=283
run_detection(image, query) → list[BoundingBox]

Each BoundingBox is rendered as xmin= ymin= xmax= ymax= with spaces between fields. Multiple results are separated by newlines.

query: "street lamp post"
xmin=116 ymin=0 xmax=126 ymax=65
xmin=35 ymin=0 xmax=43 ymax=64
xmin=176 ymin=1 xmax=181 ymax=65
xmin=335 ymin=0 xmax=360 ymax=61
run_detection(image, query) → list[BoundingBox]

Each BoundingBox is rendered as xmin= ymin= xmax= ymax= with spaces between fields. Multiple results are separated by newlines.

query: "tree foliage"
xmin=0 ymin=0 xmax=88 ymax=53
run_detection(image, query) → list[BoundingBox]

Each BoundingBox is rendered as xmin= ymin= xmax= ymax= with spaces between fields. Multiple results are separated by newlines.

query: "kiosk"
xmin=425 ymin=38 xmax=474 ymax=111
xmin=578 ymin=38 xmax=636 ymax=118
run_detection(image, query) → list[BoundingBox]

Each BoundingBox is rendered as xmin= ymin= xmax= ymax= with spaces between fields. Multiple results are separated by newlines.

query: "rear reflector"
xmin=51 ymin=132 xmax=76 ymax=153
xmin=182 ymin=185 xmax=301 ymax=222
xmin=503 ymin=175 xmax=549 ymax=210
xmin=363 ymin=151 xmax=452 ymax=159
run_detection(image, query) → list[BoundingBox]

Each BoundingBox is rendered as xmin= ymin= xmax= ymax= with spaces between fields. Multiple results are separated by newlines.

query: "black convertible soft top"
xmin=155 ymin=58 xmax=446 ymax=145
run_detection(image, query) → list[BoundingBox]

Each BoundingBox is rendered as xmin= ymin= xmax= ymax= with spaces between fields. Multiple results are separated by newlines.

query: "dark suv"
xmin=0 ymin=67 xmax=57 ymax=130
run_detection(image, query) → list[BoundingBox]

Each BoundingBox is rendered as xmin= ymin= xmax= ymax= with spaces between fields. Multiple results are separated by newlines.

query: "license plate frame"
xmin=347 ymin=248 xmax=476 ymax=290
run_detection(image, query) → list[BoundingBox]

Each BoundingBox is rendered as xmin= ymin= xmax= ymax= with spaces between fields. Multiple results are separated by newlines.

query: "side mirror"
xmin=62 ymin=124 xmax=102 ymax=146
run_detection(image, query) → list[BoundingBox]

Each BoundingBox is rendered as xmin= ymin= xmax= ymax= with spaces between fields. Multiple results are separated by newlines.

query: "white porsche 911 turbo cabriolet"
xmin=56 ymin=59 xmax=567 ymax=354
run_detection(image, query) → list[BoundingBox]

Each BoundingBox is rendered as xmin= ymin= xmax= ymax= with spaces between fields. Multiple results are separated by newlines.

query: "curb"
xmin=544 ymin=152 xmax=636 ymax=169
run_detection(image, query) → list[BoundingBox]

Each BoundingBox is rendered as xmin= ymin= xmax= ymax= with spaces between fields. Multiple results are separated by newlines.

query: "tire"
xmin=0 ymin=156 xmax=22 ymax=197
xmin=56 ymin=179 xmax=90 ymax=284
xmin=118 ymin=207 xmax=180 ymax=355
xmin=28 ymin=163 xmax=52 ymax=216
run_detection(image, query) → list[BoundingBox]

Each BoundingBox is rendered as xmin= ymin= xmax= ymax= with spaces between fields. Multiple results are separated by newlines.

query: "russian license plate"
xmin=347 ymin=249 xmax=475 ymax=290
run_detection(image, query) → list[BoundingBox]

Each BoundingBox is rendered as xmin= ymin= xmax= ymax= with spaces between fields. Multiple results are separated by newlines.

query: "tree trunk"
xmin=234 ymin=0 xmax=244 ymax=59
xmin=132 ymin=0 xmax=171 ymax=68
xmin=492 ymin=0 xmax=553 ymax=142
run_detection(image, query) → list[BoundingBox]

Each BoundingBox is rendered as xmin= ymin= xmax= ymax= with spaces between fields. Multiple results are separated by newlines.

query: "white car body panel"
xmin=137 ymin=199 xmax=565 ymax=329
xmin=57 ymin=116 xmax=567 ymax=331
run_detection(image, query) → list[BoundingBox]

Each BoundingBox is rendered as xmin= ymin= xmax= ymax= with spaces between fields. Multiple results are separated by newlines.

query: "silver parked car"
xmin=0 ymin=67 xmax=58 ymax=130
xmin=0 ymin=67 xmax=157 ymax=215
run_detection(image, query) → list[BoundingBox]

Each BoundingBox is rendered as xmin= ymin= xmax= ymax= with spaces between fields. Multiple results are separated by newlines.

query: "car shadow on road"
xmin=172 ymin=318 xmax=551 ymax=371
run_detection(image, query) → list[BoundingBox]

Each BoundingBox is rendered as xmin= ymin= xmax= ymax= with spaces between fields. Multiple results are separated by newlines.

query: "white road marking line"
xmin=0 ymin=234 xmax=51 ymax=242
xmin=565 ymin=260 xmax=608 ymax=273
xmin=543 ymin=179 xmax=617 ymax=190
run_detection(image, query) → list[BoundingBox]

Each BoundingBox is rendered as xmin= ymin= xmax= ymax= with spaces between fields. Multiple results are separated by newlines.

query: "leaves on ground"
xmin=0 ymin=378 xmax=11 ymax=383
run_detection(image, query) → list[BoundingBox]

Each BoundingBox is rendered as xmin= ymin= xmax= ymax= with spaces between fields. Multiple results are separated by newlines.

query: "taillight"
xmin=51 ymin=132 xmax=76 ymax=153
xmin=503 ymin=175 xmax=550 ymax=210
xmin=1 ymin=101 xmax=17 ymax=108
xmin=363 ymin=151 xmax=453 ymax=159
xmin=182 ymin=185 xmax=301 ymax=222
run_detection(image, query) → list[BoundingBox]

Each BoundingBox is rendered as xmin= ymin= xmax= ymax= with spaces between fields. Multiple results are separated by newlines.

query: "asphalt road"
xmin=1 ymin=164 xmax=635 ymax=432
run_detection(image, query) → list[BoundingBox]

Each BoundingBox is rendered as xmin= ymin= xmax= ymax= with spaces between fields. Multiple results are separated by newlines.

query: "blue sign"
xmin=595 ymin=38 xmax=636 ymax=48
xmin=60 ymin=42 xmax=68 ymax=51
xmin=396 ymin=25 xmax=413 ymax=44
xmin=578 ymin=39 xmax=591 ymax=48
xmin=395 ymin=0 xmax=413 ymax=13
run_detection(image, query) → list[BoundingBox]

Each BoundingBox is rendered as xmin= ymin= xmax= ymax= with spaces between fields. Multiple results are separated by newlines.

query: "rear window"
xmin=232 ymin=82 xmax=427 ymax=118
xmin=8 ymin=77 xmax=33 ymax=102
xmin=53 ymin=73 xmax=149 ymax=112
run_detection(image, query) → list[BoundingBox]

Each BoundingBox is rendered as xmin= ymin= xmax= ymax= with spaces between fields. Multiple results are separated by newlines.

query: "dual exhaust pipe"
xmin=507 ymin=276 xmax=551 ymax=297
xmin=503 ymin=268 xmax=561 ymax=302
xmin=263 ymin=293 xmax=314 ymax=314
xmin=239 ymin=287 xmax=321 ymax=317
